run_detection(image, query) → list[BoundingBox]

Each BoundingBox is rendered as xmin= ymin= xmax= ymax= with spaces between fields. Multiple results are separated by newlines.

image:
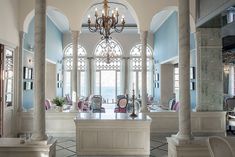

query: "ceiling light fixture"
xmin=87 ymin=0 xmax=125 ymax=41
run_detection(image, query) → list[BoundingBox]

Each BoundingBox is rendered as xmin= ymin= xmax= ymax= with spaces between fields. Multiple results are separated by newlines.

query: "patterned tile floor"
xmin=55 ymin=135 xmax=168 ymax=157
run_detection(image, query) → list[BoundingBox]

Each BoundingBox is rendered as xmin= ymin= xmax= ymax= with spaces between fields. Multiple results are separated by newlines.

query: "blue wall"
xmin=154 ymin=12 xmax=178 ymax=63
xmin=23 ymin=17 xmax=63 ymax=110
xmin=153 ymin=11 xmax=196 ymax=109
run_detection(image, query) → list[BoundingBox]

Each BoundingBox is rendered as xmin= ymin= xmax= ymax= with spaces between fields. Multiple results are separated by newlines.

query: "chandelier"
xmin=87 ymin=0 xmax=125 ymax=41
xmin=100 ymin=40 xmax=117 ymax=64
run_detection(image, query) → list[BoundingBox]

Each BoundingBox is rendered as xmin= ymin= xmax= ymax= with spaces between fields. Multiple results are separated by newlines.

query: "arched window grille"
xmin=94 ymin=39 xmax=122 ymax=103
xmin=63 ymin=44 xmax=87 ymax=96
xmin=130 ymin=44 xmax=153 ymax=96
xmin=94 ymin=39 xmax=122 ymax=70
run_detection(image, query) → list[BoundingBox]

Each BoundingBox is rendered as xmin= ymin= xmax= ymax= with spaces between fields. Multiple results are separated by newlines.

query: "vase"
xmin=56 ymin=106 xmax=62 ymax=112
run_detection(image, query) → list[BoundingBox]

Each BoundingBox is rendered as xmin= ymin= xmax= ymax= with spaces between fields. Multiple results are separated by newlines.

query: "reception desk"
xmin=74 ymin=113 xmax=151 ymax=156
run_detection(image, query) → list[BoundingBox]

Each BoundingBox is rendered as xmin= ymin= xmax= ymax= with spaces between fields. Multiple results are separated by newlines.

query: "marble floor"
xmin=55 ymin=134 xmax=168 ymax=157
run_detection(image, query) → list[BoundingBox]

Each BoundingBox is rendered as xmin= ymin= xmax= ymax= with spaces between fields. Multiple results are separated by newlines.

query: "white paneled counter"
xmin=74 ymin=113 xmax=152 ymax=156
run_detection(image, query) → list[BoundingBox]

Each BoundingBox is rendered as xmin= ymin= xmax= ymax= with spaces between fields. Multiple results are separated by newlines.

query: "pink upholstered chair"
xmin=173 ymin=102 xmax=180 ymax=111
xmin=65 ymin=94 xmax=72 ymax=106
xmin=114 ymin=97 xmax=128 ymax=113
xmin=77 ymin=100 xmax=89 ymax=112
xmin=45 ymin=99 xmax=51 ymax=110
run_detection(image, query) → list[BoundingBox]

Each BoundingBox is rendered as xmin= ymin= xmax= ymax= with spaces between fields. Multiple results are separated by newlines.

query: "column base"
xmin=31 ymin=134 xmax=48 ymax=142
xmin=174 ymin=133 xmax=193 ymax=142
xmin=140 ymin=107 xmax=149 ymax=113
xmin=0 ymin=136 xmax=57 ymax=157
xmin=29 ymin=136 xmax=55 ymax=145
xmin=167 ymin=136 xmax=210 ymax=157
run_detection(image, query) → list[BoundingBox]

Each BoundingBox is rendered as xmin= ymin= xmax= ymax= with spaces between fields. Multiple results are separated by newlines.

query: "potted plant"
xmin=52 ymin=97 xmax=65 ymax=111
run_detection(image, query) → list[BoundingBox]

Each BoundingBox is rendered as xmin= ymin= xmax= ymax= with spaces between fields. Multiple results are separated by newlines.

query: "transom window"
xmin=95 ymin=39 xmax=122 ymax=57
xmin=130 ymin=44 xmax=152 ymax=71
xmin=130 ymin=44 xmax=152 ymax=57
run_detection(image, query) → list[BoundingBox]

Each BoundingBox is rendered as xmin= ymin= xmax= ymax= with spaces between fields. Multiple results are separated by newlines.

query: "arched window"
xmin=94 ymin=39 xmax=122 ymax=103
xmin=63 ymin=44 xmax=87 ymax=96
xmin=130 ymin=44 xmax=153 ymax=96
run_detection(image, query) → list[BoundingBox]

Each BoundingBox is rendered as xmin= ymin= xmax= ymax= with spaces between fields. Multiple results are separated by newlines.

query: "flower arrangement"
xmin=52 ymin=97 xmax=65 ymax=107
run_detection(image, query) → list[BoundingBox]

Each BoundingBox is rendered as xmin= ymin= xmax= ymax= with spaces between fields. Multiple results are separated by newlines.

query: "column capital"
xmin=140 ymin=30 xmax=148 ymax=42
xmin=71 ymin=30 xmax=80 ymax=40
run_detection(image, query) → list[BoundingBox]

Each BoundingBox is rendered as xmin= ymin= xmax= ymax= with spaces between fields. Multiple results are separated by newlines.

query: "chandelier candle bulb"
xmin=95 ymin=8 xmax=98 ymax=16
xmin=121 ymin=15 xmax=125 ymax=22
xmin=112 ymin=10 xmax=114 ymax=16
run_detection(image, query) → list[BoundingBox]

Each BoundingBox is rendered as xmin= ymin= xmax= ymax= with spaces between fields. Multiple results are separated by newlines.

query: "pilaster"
xmin=196 ymin=28 xmax=223 ymax=111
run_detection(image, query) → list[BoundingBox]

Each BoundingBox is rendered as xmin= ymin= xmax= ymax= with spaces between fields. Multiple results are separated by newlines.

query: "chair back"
xmin=169 ymin=98 xmax=176 ymax=110
xmin=90 ymin=95 xmax=102 ymax=110
xmin=65 ymin=94 xmax=72 ymax=105
xmin=207 ymin=136 xmax=234 ymax=157
xmin=45 ymin=99 xmax=51 ymax=110
xmin=226 ymin=97 xmax=235 ymax=111
xmin=118 ymin=98 xmax=128 ymax=109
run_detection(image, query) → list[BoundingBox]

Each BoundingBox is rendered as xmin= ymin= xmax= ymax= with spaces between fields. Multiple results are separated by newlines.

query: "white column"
xmin=91 ymin=58 xmax=96 ymax=94
xmin=31 ymin=0 xmax=47 ymax=141
xmin=140 ymin=30 xmax=148 ymax=112
xmin=176 ymin=0 xmax=191 ymax=140
xmin=77 ymin=70 xmax=81 ymax=97
xmin=17 ymin=31 xmax=25 ymax=112
xmin=70 ymin=31 xmax=79 ymax=111
xmin=87 ymin=57 xmax=93 ymax=96
xmin=123 ymin=57 xmax=129 ymax=94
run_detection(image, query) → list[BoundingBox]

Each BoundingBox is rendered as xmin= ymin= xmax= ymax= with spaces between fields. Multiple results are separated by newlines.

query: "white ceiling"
xmin=47 ymin=1 xmax=175 ymax=33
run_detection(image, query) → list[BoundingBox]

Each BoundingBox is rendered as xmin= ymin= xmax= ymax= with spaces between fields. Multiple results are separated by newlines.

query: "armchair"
xmin=90 ymin=95 xmax=105 ymax=113
xmin=225 ymin=97 xmax=235 ymax=111
xmin=227 ymin=111 xmax=235 ymax=134
xmin=114 ymin=97 xmax=128 ymax=113
xmin=65 ymin=94 xmax=72 ymax=106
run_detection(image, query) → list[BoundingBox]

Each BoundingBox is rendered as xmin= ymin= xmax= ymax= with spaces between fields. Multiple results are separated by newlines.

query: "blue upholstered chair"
xmin=90 ymin=95 xmax=105 ymax=113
